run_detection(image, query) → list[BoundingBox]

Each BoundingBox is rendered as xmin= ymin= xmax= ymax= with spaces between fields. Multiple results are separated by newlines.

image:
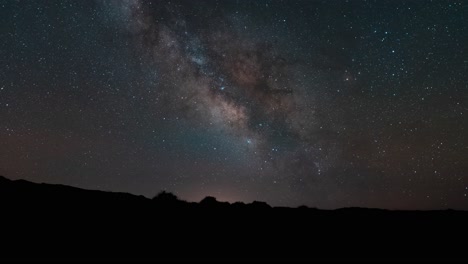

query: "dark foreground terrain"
xmin=1 ymin=175 xmax=467 ymax=261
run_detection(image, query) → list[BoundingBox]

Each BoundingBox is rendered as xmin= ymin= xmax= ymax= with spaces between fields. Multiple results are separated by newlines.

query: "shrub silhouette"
xmin=249 ymin=201 xmax=271 ymax=210
xmin=200 ymin=196 xmax=230 ymax=209
xmin=152 ymin=191 xmax=182 ymax=207
xmin=200 ymin=196 xmax=218 ymax=205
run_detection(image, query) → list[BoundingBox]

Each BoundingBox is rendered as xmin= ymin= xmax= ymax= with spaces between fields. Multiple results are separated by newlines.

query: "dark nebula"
xmin=1 ymin=0 xmax=466 ymax=209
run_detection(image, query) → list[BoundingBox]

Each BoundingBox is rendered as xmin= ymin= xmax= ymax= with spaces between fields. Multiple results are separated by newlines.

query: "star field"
xmin=0 ymin=0 xmax=466 ymax=209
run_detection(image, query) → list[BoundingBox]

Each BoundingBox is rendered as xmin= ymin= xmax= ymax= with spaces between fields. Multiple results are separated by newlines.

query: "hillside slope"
xmin=1 ymin=176 xmax=466 ymax=261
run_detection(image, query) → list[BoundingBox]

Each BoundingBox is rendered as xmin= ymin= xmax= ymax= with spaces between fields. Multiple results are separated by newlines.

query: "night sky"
xmin=1 ymin=0 xmax=467 ymax=210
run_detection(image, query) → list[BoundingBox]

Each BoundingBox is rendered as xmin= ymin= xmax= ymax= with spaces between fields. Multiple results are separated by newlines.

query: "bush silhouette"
xmin=250 ymin=201 xmax=271 ymax=209
xmin=152 ymin=191 xmax=181 ymax=206
xmin=200 ymin=196 xmax=218 ymax=205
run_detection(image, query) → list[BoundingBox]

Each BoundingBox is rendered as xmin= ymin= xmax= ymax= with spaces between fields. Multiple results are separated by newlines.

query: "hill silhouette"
xmin=0 ymin=175 xmax=467 ymax=261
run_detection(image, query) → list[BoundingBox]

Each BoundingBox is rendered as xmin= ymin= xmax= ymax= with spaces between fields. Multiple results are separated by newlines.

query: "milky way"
xmin=1 ymin=0 xmax=467 ymax=209
xmin=106 ymin=0 xmax=343 ymax=203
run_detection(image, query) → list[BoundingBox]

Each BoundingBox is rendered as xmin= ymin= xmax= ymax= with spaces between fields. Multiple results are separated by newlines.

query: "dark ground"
xmin=1 ymin=175 xmax=467 ymax=261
